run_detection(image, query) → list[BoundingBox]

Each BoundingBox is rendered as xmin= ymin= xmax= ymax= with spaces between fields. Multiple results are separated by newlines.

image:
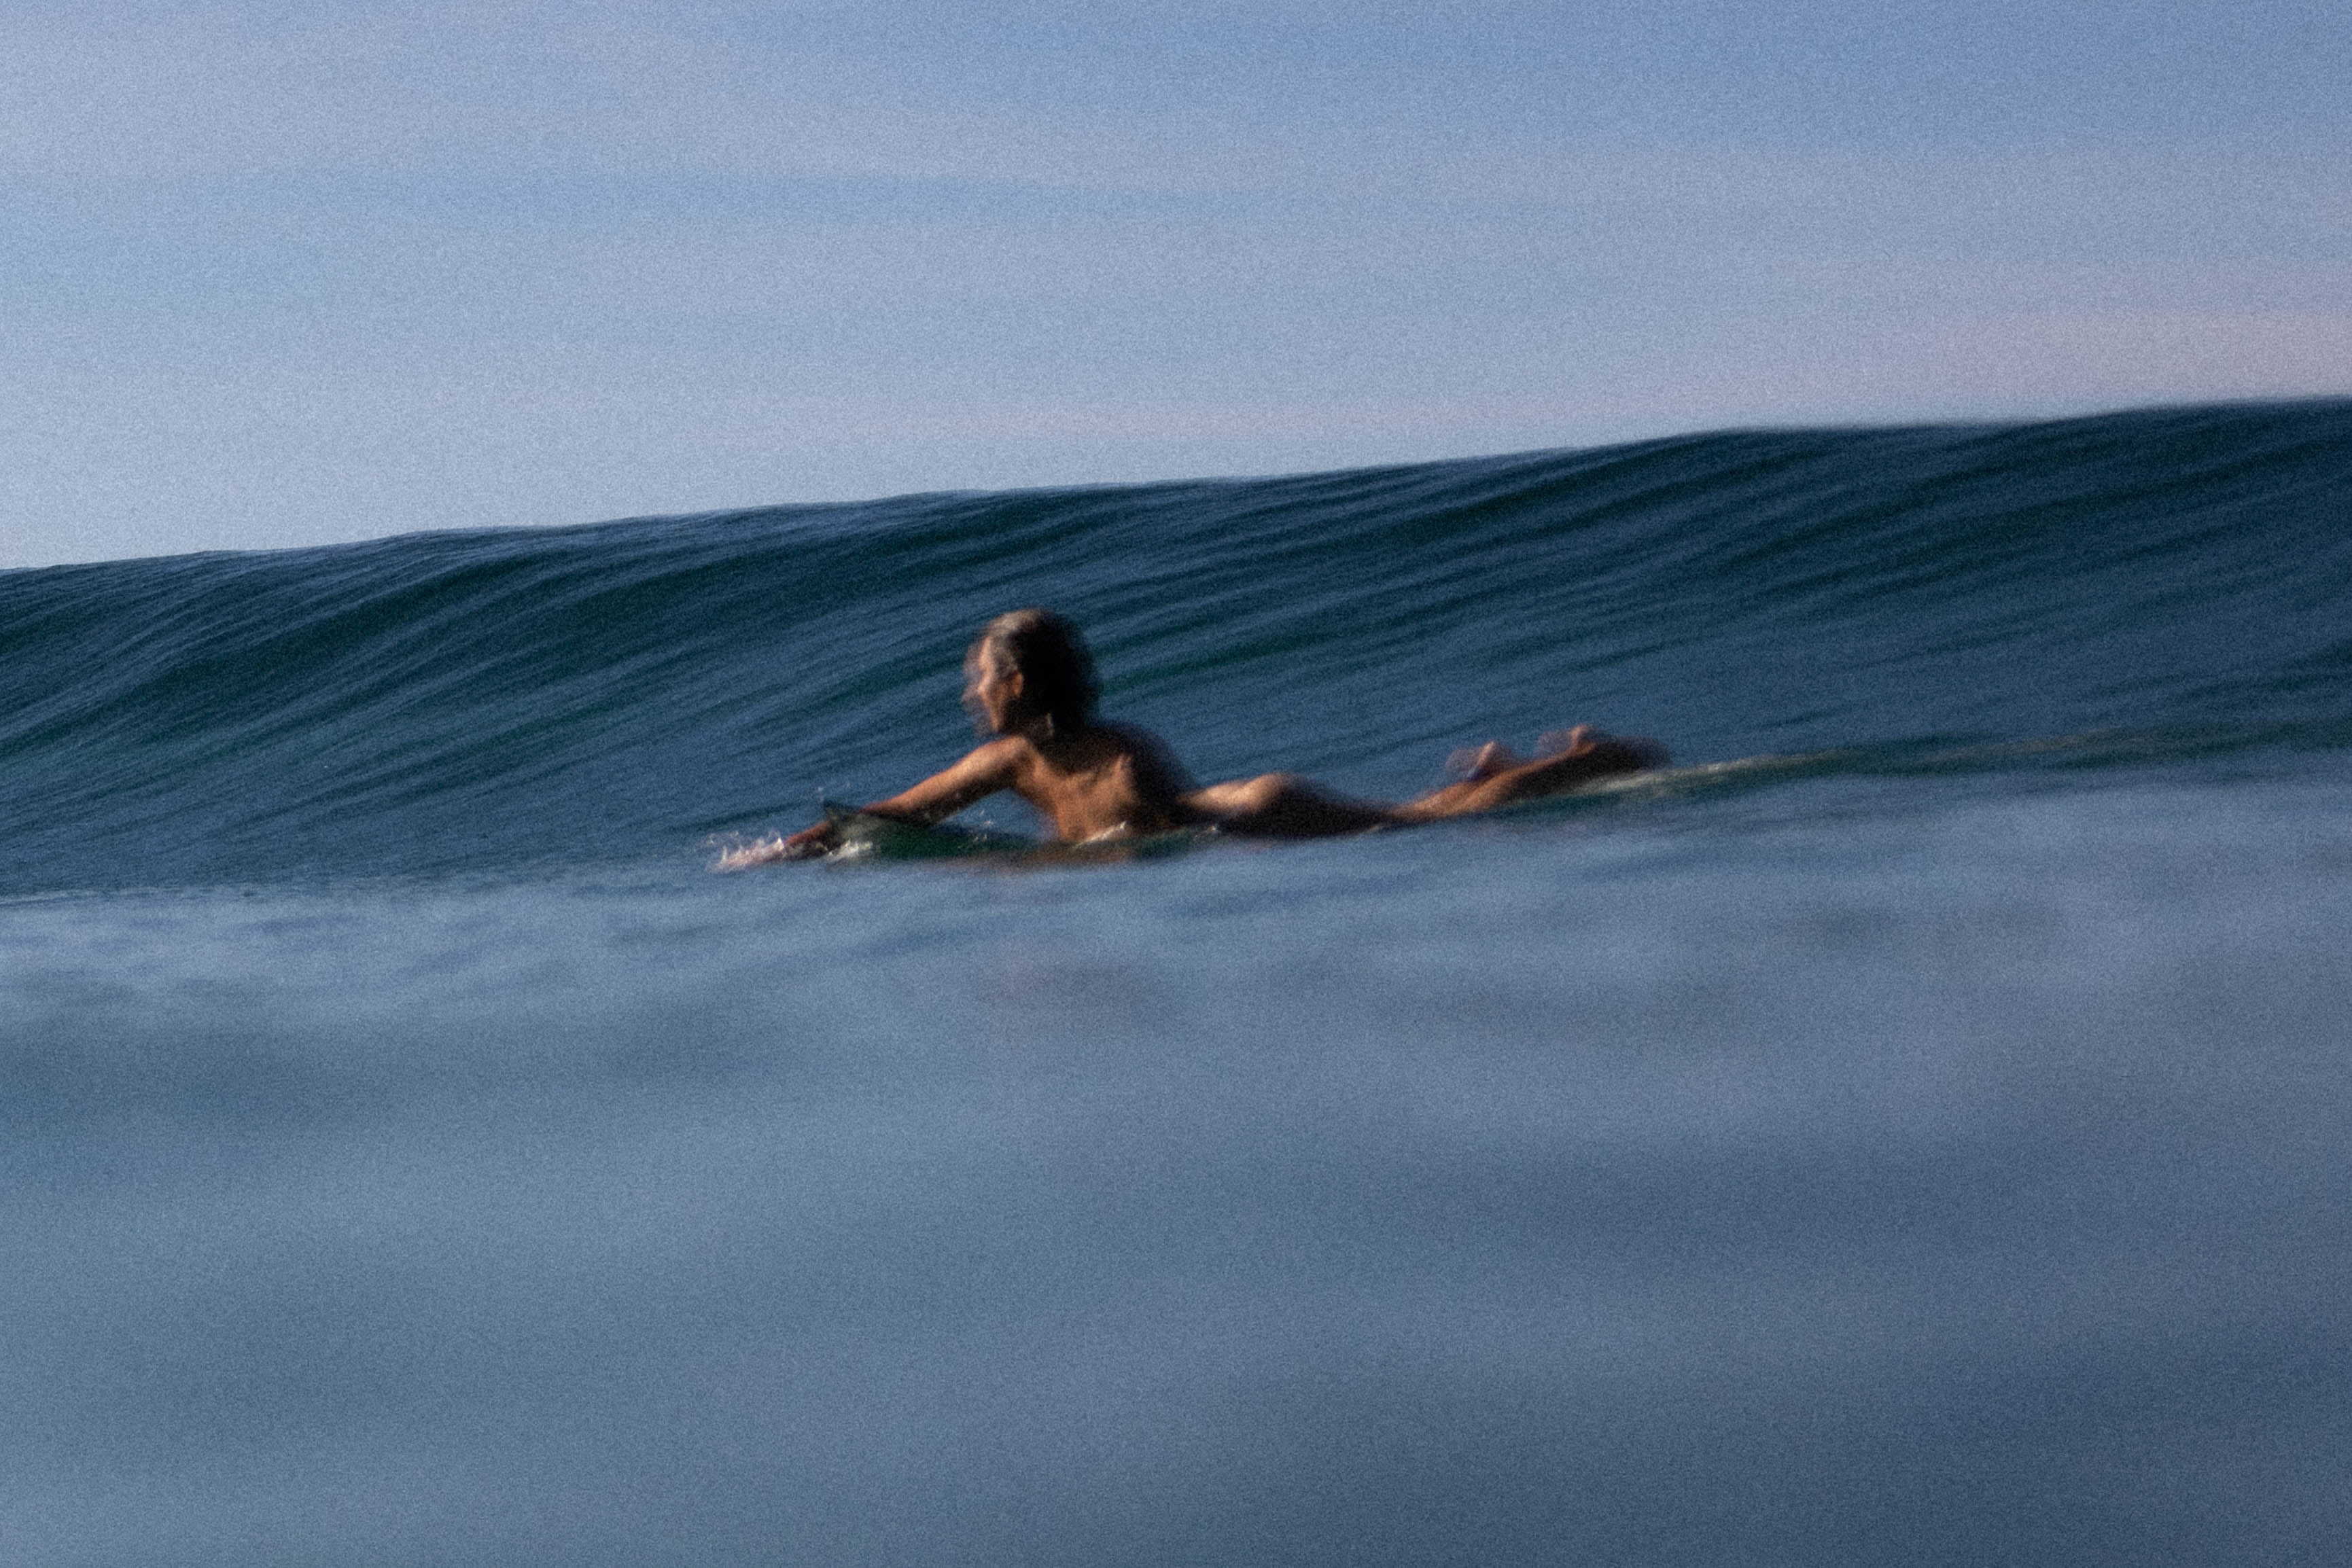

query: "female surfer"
xmin=725 ymin=609 xmax=1664 ymax=864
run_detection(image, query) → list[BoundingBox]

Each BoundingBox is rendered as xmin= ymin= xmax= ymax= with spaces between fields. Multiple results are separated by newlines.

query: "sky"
xmin=3 ymin=0 xmax=2345 ymax=567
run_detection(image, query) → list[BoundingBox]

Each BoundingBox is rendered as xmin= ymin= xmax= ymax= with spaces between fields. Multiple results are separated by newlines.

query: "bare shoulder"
xmin=1097 ymin=722 xmax=1199 ymax=792
xmin=951 ymin=734 xmax=1038 ymax=785
xmin=966 ymin=734 xmax=1034 ymax=766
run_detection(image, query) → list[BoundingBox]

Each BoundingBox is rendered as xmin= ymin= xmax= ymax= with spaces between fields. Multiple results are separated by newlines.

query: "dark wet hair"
xmin=972 ymin=609 xmax=1099 ymax=731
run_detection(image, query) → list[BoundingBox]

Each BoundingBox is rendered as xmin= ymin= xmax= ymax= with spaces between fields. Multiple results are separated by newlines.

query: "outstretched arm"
xmin=750 ymin=738 xmax=1025 ymax=863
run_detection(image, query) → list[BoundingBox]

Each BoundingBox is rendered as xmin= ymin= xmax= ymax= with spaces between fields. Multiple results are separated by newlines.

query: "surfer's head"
xmin=967 ymin=609 xmax=1099 ymax=736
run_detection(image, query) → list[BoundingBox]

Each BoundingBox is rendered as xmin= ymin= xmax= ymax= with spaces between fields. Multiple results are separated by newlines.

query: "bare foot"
xmin=1445 ymin=740 xmax=1525 ymax=781
xmin=1535 ymin=725 xmax=1594 ymax=758
xmin=1405 ymin=726 xmax=1666 ymax=820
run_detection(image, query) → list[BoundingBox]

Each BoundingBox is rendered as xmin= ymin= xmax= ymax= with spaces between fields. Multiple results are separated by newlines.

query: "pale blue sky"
xmin=3 ymin=0 xmax=2345 ymax=565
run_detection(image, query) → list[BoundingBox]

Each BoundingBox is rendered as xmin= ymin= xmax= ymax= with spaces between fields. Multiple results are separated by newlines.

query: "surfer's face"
xmin=963 ymin=645 xmax=1028 ymax=734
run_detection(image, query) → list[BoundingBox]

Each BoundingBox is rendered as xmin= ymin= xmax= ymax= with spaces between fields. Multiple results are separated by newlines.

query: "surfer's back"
xmin=987 ymin=721 xmax=1200 ymax=842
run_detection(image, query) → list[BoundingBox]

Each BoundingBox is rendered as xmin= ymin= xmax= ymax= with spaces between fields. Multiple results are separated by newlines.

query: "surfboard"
xmin=814 ymin=803 xmax=1208 ymax=865
xmin=814 ymin=803 xmax=1037 ymax=860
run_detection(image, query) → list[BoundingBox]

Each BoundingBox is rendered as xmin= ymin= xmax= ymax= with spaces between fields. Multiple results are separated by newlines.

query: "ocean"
xmin=4 ymin=399 xmax=2349 ymax=1565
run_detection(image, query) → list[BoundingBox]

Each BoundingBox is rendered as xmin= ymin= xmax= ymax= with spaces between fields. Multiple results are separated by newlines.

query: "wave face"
xmin=4 ymin=399 xmax=2349 ymax=892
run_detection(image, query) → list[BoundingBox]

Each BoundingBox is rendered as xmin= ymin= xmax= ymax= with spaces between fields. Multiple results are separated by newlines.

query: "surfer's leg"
xmin=1189 ymin=732 xmax=1664 ymax=838
xmin=1395 ymin=727 xmax=1666 ymax=821
xmin=1187 ymin=773 xmax=1403 ymax=838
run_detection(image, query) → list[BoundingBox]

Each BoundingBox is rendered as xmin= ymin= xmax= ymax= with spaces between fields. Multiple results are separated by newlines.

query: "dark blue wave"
xmin=3 ymin=399 xmax=2348 ymax=891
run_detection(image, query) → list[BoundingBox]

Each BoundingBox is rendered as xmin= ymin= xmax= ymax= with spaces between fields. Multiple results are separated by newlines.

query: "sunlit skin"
xmin=721 ymin=639 xmax=1664 ymax=866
